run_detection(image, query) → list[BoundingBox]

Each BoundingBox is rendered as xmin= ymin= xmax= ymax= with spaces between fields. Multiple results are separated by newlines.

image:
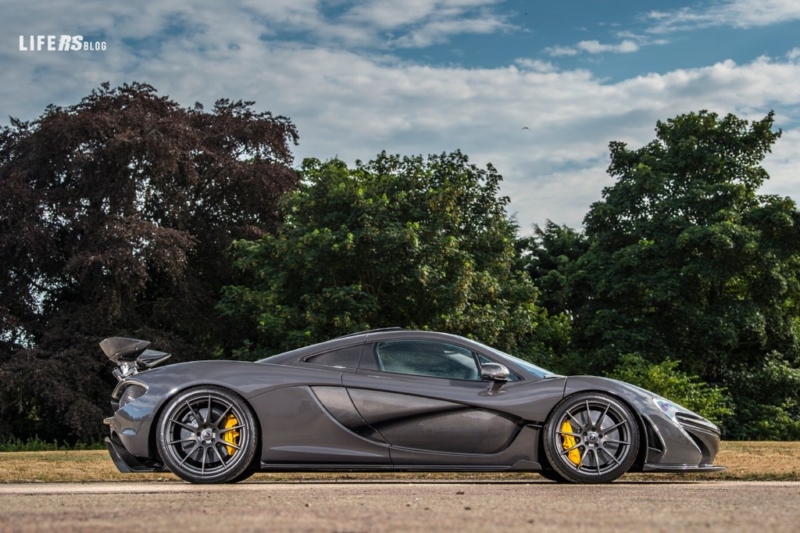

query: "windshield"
xmin=473 ymin=340 xmax=556 ymax=378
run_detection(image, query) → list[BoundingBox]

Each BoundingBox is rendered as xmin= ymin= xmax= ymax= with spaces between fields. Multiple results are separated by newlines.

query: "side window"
xmin=305 ymin=345 xmax=363 ymax=368
xmin=374 ymin=340 xmax=480 ymax=380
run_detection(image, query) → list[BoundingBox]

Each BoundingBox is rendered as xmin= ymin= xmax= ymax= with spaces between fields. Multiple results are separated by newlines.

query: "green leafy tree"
xmin=513 ymin=222 xmax=588 ymax=373
xmin=573 ymin=110 xmax=800 ymax=437
xmin=220 ymin=151 xmax=546 ymax=357
xmin=609 ymin=354 xmax=733 ymax=425
xmin=0 ymin=82 xmax=298 ymax=442
xmin=517 ymin=221 xmax=589 ymax=317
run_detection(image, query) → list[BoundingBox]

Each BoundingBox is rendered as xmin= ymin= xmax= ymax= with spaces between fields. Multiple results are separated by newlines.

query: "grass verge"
xmin=0 ymin=441 xmax=797 ymax=483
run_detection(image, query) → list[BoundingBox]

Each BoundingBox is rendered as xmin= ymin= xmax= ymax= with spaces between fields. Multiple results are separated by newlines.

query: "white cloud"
xmin=390 ymin=15 xmax=513 ymax=48
xmin=342 ymin=0 xmax=505 ymax=30
xmin=577 ymin=40 xmax=639 ymax=54
xmin=3 ymin=1 xmax=800 ymax=232
xmin=2 ymin=0 xmax=514 ymax=53
xmin=543 ymin=45 xmax=579 ymax=57
xmin=545 ymin=39 xmax=639 ymax=57
xmin=648 ymin=0 xmax=800 ymax=33
xmin=514 ymin=59 xmax=558 ymax=73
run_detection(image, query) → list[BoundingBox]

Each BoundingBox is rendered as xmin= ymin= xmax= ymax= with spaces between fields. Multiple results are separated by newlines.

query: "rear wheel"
xmin=543 ymin=392 xmax=639 ymax=484
xmin=157 ymin=386 xmax=258 ymax=484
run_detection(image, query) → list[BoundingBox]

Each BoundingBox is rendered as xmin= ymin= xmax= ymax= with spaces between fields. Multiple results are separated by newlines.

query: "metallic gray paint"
xmin=378 ymin=409 xmax=518 ymax=454
xmin=104 ymin=329 xmax=723 ymax=477
xmin=250 ymin=385 xmax=390 ymax=464
xmin=344 ymin=388 xmax=519 ymax=454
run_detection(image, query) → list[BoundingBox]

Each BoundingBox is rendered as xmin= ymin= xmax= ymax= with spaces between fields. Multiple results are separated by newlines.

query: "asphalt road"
xmin=1 ymin=481 xmax=798 ymax=532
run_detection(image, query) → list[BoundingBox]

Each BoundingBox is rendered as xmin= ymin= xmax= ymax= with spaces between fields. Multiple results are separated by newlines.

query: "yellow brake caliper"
xmin=561 ymin=420 xmax=581 ymax=465
xmin=222 ymin=414 xmax=240 ymax=456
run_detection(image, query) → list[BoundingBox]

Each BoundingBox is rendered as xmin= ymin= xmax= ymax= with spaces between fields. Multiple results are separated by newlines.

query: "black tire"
xmin=157 ymin=386 xmax=259 ymax=484
xmin=538 ymin=468 xmax=568 ymax=482
xmin=542 ymin=392 xmax=639 ymax=484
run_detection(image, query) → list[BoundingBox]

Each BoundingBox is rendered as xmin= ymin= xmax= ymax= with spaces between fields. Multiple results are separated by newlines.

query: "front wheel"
xmin=542 ymin=392 xmax=639 ymax=484
xmin=157 ymin=386 xmax=259 ymax=483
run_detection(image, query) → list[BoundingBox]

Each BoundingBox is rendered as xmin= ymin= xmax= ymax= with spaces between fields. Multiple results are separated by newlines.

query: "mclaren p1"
xmin=103 ymin=328 xmax=724 ymax=483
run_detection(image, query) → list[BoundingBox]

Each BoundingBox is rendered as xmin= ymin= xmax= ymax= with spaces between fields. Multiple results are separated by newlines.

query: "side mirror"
xmin=481 ymin=363 xmax=510 ymax=382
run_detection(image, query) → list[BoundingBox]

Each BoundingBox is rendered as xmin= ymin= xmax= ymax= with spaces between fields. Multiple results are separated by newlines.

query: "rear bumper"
xmin=105 ymin=436 xmax=164 ymax=473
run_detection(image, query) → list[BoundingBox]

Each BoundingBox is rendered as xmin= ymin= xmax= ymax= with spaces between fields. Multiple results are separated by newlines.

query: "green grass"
xmin=0 ymin=436 xmax=105 ymax=452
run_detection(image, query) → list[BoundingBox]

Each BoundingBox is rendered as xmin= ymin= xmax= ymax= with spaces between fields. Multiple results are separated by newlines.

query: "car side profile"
xmin=103 ymin=328 xmax=724 ymax=483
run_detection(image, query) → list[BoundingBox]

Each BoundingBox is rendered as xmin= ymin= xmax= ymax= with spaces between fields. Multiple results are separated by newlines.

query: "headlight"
xmin=653 ymin=397 xmax=682 ymax=423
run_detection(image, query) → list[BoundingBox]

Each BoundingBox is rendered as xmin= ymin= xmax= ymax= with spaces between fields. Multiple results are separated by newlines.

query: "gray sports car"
xmin=103 ymin=328 xmax=724 ymax=484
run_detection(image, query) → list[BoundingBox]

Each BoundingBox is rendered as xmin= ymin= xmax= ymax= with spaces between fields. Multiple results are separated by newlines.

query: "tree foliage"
xmin=517 ymin=221 xmax=589 ymax=318
xmin=0 ymin=82 xmax=298 ymax=442
xmin=219 ymin=151 xmax=545 ymax=357
xmin=609 ymin=354 xmax=732 ymax=425
xmin=567 ymin=110 xmax=800 ymax=437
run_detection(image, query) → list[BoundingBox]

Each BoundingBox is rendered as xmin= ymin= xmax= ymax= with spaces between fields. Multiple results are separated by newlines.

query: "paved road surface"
xmin=1 ymin=481 xmax=798 ymax=532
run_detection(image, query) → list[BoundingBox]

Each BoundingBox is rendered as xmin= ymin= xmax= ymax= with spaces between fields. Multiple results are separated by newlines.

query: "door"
xmin=342 ymin=339 xmax=522 ymax=463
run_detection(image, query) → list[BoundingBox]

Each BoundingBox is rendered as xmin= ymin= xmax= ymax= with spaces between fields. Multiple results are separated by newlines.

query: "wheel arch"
xmin=147 ymin=383 xmax=263 ymax=464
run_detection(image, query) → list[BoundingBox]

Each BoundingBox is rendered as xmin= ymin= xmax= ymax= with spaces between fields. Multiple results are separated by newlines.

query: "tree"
xmin=0 ymin=82 xmax=298 ymax=443
xmin=609 ymin=354 xmax=732 ymax=425
xmin=513 ymin=222 xmax=588 ymax=373
xmin=573 ymin=110 xmax=800 ymax=437
xmin=517 ymin=220 xmax=589 ymax=318
xmin=219 ymin=151 xmax=546 ymax=357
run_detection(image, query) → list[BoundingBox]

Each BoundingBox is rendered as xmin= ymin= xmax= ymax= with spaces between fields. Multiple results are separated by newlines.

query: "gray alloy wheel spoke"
xmin=170 ymin=418 xmax=198 ymax=432
xmin=185 ymin=402 xmax=203 ymax=427
xmin=559 ymin=442 xmax=582 ymax=456
xmin=205 ymin=396 xmax=213 ymax=425
xmin=576 ymin=447 xmax=589 ymax=469
xmin=597 ymin=403 xmax=611 ymax=430
xmin=168 ymin=437 xmax=196 ymax=446
xmin=212 ymin=404 xmax=233 ymax=428
xmin=178 ymin=444 xmax=200 ymax=466
xmin=594 ymin=450 xmax=601 ymax=475
xmin=211 ymin=443 xmax=226 ymax=466
xmin=201 ymin=446 xmax=207 ymax=474
xmin=566 ymin=411 xmax=584 ymax=431
xmin=585 ymin=400 xmax=593 ymax=426
xmin=598 ymin=446 xmax=622 ymax=466
xmin=604 ymin=438 xmax=630 ymax=445
xmin=222 ymin=441 xmax=242 ymax=451
xmin=557 ymin=430 xmax=582 ymax=438
xmin=219 ymin=424 xmax=245 ymax=434
xmin=604 ymin=419 xmax=628 ymax=432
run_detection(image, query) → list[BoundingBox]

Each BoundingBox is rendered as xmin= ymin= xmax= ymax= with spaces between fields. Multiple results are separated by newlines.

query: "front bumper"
xmin=642 ymin=410 xmax=726 ymax=472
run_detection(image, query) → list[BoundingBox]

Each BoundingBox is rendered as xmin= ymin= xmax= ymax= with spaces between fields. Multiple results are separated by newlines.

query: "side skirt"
xmin=258 ymin=460 xmax=541 ymax=473
xmin=643 ymin=463 xmax=726 ymax=473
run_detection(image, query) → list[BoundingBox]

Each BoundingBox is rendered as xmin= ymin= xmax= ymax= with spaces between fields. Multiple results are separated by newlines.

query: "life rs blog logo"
xmin=19 ymin=35 xmax=107 ymax=51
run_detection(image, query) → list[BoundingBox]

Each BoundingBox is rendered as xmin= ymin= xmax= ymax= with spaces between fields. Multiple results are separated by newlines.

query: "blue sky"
xmin=2 ymin=0 xmax=800 ymax=230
